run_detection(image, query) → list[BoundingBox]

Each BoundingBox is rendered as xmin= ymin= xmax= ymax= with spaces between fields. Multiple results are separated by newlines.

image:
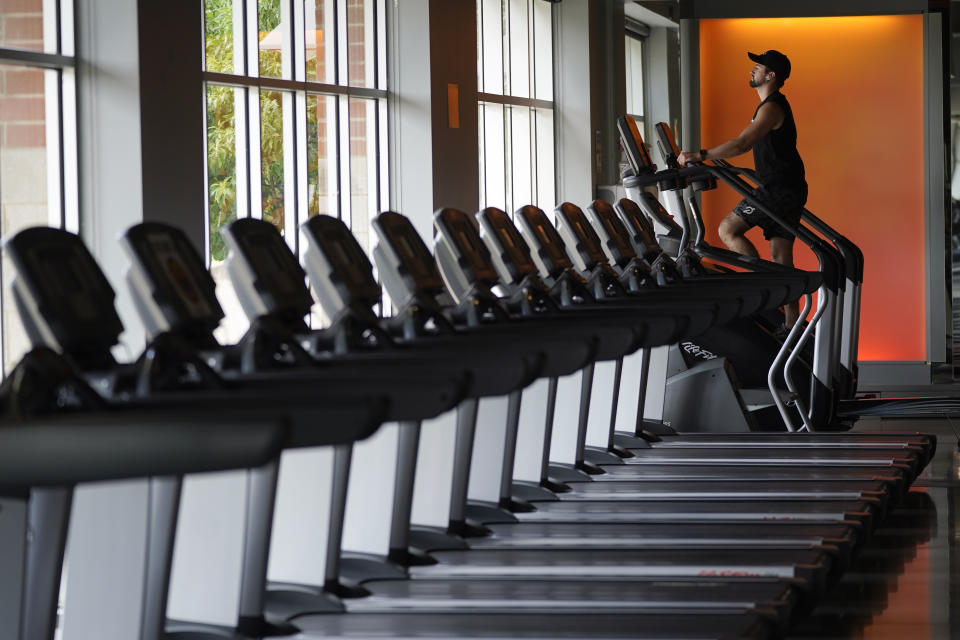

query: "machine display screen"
xmin=240 ymin=234 xmax=300 ymax=297
xmin=146 ymin=233 xmax=217 ymax=320
xmin=28 ymin=246 xmax=103 ymax=321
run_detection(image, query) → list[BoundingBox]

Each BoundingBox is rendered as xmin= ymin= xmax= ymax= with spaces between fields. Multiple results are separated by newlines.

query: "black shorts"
xmin=733 ymin=185 xmax=807 ymax=241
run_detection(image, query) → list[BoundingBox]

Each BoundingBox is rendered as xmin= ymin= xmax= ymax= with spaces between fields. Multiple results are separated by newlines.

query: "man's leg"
xmin=718 ymin=211 xmax=759 ymax=258
xmin=769 ymin=236 xmax=798 ymax=327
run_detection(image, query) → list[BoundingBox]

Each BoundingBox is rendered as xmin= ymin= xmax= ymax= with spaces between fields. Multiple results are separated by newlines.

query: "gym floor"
xmin=789 ymin=416 xmax=960 ymax=639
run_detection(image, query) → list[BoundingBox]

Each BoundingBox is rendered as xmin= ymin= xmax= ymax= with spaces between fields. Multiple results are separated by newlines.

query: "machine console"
xmin=476 ymin=207 xmax=538 ymax=285
xmin=222 ymin=219 xmax=315 ymax=322
xmin=515 ymin=206 xmax=575 ymax=280
xmin=654 ymin=121 xmax=681 ymax=169
xmin=5 ymin=227 xmax=123 ymax=365
xmin=585 ymin=200 xmax=638 ymax=267
xmin=434 ymin=208 xmax=500 ymax=286
xmin=300 ymin=215 xmax=382 ymax=316
xmin=372 ymin=211 xmax=447 ymax=296
xmin=555 ymin=203 xmax=610 ymax=272
xmin=617 ymin=115 xmax=655 ymax=177
xmin=122 ymin=223 xmax=224 ymax=339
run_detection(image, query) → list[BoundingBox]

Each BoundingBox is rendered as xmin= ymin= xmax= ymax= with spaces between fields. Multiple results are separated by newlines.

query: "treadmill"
xmin=122 ymin=220 xmax=808 ymax=636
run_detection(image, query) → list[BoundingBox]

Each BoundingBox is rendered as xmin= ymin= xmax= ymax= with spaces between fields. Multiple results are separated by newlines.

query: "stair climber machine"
xmin=649 ymin=122 xmax=960 ymax=424
xmin=617 ymin=115 xmax=853 ymax=433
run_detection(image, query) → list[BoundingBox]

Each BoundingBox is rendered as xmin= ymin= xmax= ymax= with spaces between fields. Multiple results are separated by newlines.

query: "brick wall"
xmin=1 ymin=0 xmax=46 ymax=150
xmin=1 ymin=0 xmax=49 ymax=373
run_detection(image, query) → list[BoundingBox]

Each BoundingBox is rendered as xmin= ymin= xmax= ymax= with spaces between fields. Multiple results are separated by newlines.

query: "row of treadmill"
xmin=0 ymin=118 xmax=934 ymax=640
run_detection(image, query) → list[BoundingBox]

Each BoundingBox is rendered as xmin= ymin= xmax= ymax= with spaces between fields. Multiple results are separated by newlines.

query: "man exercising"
xmin=677 ymin=50 xmax=806 ymax=329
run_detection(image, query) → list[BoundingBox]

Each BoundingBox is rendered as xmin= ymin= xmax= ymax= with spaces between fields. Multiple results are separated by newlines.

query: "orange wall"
xmin=697 ymin=16 xmax=926 ymax=361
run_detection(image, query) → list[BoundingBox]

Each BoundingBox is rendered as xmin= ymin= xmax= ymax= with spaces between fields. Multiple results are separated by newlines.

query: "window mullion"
xmin=502 ymin=0 xmax=510 ymax=96
xmin=295 ymin=91 xmax=309 ymax=251
xmin=61 ymin=65 xmax=78 ymax=232
xmin=282 ymin=90 xmax=297 ymax=248
xmin=376 ymin=0 xmax=386 ymax=90
xmin=293 ymin=0 xmax=306 ymax=81
xmin=337 ymin=93 xmax=350 ymax=224
xmin=503 ymin=105 xmax=513 ymax=213
xmin=336 ymin=0 xmax=348 ymax=85
xmin=376 ymin=98 xmax=388 ymax=214
xmin=246 ymin=87 xmax=262 ymax=219
xmin=245 ymin=0 xmax=259 ymax=76
xmin=60 ymin=0 xmax=74 ymax=56
xmin=43 ymin=70 xmax=63 ymax=229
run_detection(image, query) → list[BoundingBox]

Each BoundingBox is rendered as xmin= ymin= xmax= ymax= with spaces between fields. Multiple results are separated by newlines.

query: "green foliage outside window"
xmin=205 ymin=0 xmax=288 ymax=261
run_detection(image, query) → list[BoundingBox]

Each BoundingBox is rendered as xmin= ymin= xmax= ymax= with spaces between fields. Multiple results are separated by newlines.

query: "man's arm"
xmin=676 ymin=101 xmax=784 ymax=166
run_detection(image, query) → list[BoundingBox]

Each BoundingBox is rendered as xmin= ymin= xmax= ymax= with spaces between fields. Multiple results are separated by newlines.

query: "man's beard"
xmin=749 ymin=77 xmax=762 ymax=88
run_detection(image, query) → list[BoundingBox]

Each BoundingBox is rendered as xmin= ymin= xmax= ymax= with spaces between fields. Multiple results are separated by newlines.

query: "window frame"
xmin=201 ymin=0 xmax=389 ymax=263
xmin=0 ymin=1 xmax=78 ymax=375
xmin=476 ymin=0 xmax=556 ymax=216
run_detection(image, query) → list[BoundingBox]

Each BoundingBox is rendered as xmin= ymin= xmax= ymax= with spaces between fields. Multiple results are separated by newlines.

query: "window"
xmin=203 ymin=0 xmax=387 ymax=339
xmin=477 ymin=0 xmax=554 ymax=216
xmin=625 ymin=19 xmax=646 ymax=142
xmin=0 ymin=1 xmax=77 ymax=375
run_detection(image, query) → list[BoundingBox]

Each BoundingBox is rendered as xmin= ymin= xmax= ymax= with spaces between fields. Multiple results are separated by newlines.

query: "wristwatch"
xmin=699 ymin=148 xmax=709 ymax=161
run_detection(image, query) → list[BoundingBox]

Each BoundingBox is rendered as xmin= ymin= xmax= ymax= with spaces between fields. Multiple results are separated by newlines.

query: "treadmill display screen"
xmin=571 ymin=217 xmax=606 ymax=262
xmin=375 ymin=214 xmax=445 ymax=289
xmin=331 ymin=239 xmax=376 ymax=289
xmin=495 ymin=227 xmax=534 ymax=271
xmin=521 ymin=210 xmax=572 ymax=269
xmin=146 ymin=233 xmax=217 ymax=320
xmin=594 ymin=209 xmax=635 ymax=259
xmin=239 ymin=234 xmax=301 ymax=298
xmin=394 ymin=233 xmax=437 ymax=284
xmin=28 ymin=246 xmax=104 ymax=321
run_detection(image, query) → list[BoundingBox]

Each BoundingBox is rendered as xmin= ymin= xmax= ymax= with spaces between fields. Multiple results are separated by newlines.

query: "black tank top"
xmin=752 ymin=91 xmax=805 ymax=192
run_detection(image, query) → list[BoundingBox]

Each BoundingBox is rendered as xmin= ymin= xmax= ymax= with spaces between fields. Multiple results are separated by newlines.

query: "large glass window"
xmin=0 ymin=1 xmax=77 ymax=375
xmin=203 ymin=0 xmax=387 ymax=340
xmin=625 ymin=32 xmax=644 ymax=129
xmin=477 ymin=0 xmax=554 ymax=216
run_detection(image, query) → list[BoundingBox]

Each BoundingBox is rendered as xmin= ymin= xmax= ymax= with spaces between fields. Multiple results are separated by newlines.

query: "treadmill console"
xmin=5 ymin=227 xmax=123 ymax=367
xmin=300 ymin=215 xmax=382 ymax=317
xmin=222 ymin=219 xmax=315 ymax=323
xmin=515 ymin=206 xmax=576 ymax=282
xmin=476 ymin=207 xmax=539 ymax=285
xmin=585 ymin=200 xmax=638 ymax=268
xmin=614 ymin=198 xmax=666 ymax=259
xmin=433 ymin=208 xmax=500 ymax=302
xmin=616 ymin=115 xmax=655 ymax=177
xmin=371 ymin=211 xmax=446 ymax=307
xmin=122 ymin=223 xmax=224 ymax=340
xmin=554 ymin=203 xmax=611 ymax=273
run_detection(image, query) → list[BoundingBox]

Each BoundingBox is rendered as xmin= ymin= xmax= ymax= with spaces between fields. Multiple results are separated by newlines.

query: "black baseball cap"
xmin=748 ymin=50 xmax=791 ymax=81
